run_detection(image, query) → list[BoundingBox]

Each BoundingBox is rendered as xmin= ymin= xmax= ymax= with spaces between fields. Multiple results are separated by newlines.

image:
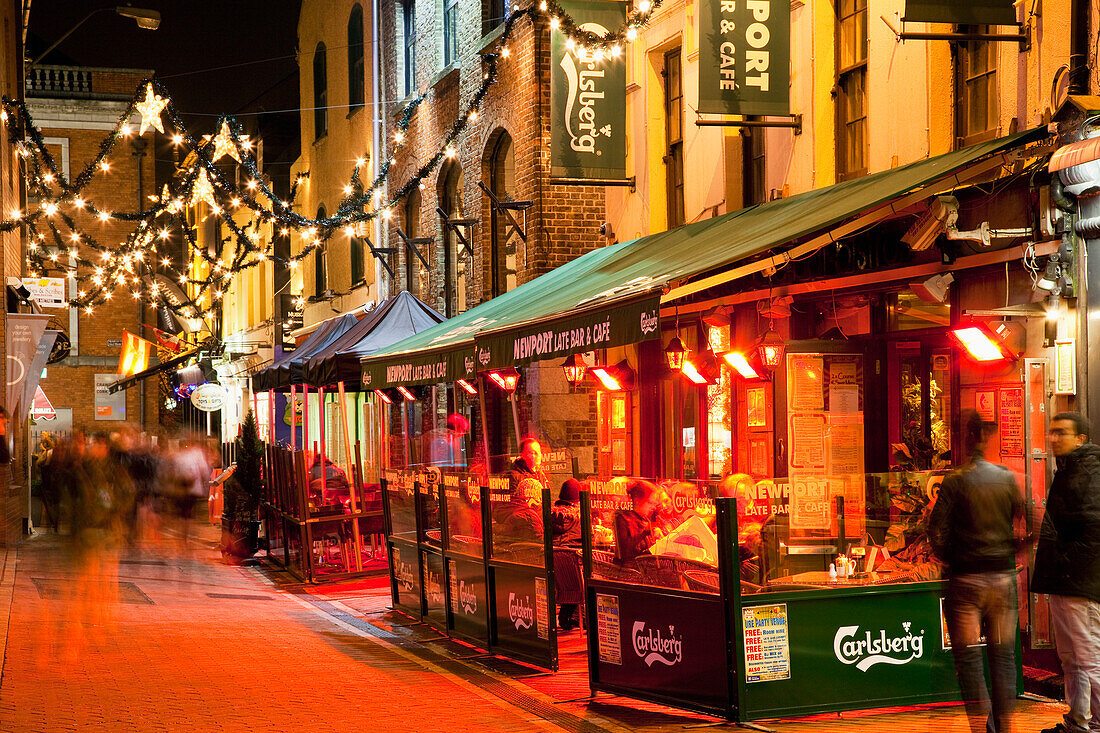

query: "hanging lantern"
xmin=664 ymin=336 xmax=687 ymax=371
xmin=561 ymin=353 xmax=587 ymax=387
xmin=756 ymin=328 xmax=786 ymax=370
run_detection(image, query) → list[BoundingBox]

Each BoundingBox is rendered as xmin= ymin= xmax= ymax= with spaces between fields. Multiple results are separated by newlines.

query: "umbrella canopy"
xmin=303 ymin=291 xmax=444 ymax=389
xmin=252 ymin=313 xmax=358 ymax=391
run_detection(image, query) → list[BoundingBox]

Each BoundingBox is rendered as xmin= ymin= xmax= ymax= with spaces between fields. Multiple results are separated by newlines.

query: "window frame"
xmin=488 ymin=131 xmax=517 ymax=298
xmin=663 ymin=48 xmax=685 ymax=228
xmin=402 ymin=0 xmax=418 ymax=97
xmin=835 ymin=0 xmax=868 ymax=181
xmin=348 ymin=5 xmax=366 ymax=113
xmin=443 ymin=0 xmax=459 ymax=67
xmin=314 ymin=206 xmax=328 ymax=296
xmin=405 ymin=189 xmax=421 ymax=294
xmin=313 ymin=43 xmax=328 ymax=140
xmin=953 ymin=27 xmax=999 ymax=148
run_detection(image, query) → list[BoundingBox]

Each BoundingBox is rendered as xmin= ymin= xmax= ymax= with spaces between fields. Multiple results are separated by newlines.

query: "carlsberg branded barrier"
xmin=581 ymin=491 xmax=1023 ymax=723
xmin=381 ymin=471 xmax=560 ymax=670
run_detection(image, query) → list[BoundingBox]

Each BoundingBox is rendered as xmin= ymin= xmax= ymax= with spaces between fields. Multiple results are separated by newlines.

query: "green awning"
xmin=362 ymin=128 xmax=1047 ymax=388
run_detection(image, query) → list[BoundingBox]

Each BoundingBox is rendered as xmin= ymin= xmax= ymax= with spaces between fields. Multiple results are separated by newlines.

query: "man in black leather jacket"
xmin=929 ymin=410 xmax=1025 ymax=733
xmin=1033 ymin=412 xmax=1100 ymax=733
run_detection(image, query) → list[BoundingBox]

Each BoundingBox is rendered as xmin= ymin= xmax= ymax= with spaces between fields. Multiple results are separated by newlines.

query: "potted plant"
xmin=221 ymin=409 xmax=264 ymax=561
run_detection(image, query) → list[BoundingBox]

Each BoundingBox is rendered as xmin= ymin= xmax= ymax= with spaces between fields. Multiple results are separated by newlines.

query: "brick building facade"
xmin=26 ymin=66 xmax=161 ymax=440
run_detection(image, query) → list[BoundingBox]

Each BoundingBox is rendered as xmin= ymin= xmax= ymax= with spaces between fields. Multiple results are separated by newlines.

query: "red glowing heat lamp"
xmin=456 ymin=378 xmax=478 ymax=395
xmin=487 ymin=367 xmax=521 ymax=392
xmin=722 ymin=351 xmax=761 ymax=379
xmin=589 ymin=361 xmax=635 ymax=391
xmin=373 ymin=389 xmax=393 ymax=404
xmin=949 ymin=322 xmax=1010 ymax=362
xmin=396 ymin=385 xmax=418 ymax=401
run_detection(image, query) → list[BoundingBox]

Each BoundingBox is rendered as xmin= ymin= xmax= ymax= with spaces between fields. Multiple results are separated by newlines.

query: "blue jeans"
xmin=1050 ymin=594 xmax=1100 ymax=733
xmin=945 ymin=570 xmax=1019 ymax=733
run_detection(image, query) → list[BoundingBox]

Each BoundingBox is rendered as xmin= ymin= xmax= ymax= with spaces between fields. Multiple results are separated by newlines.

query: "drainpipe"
xmin=372 ymin=0 xmax=387 ymax=304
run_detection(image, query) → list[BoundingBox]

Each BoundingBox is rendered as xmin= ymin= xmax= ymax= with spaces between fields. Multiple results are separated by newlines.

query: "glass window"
xmin=313 ymin=43 xmax=328 ymax=140
xmin=664 ymin=48 xmax=685 ymax=228
xmin=440 ymin=162 xmax=466 ymax=317
xmin=488 ymin=131 xmax=517 ymax=297
xmin=955 ymin=30 xmax=998 ymax=145
xmin=405 ymin=189 xmax=421 ymax=294
xmin=348 ymin=6 xmax=365 ymax=111
xmin=483 ymin=0 xmax=508 ymax=35
xmin=443 ymin=0 xmax=459 ymax=66
xmin=402 ymin=0 xmax=417 ymax=97
xmin=350 ymin=235 xmax=364 ymax=285
xmin=836 ymin=0 xmax=867 ymax=178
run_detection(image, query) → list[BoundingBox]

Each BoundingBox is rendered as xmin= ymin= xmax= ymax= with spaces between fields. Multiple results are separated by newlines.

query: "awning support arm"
xmin=361 ymin=235 xmax=396 ymax=279
xmin=393 ymin=225 xmax=432 ymax=268
xmin=477 ymin=181 xmax=533 ymax=243
xmin=881 ymin=14 xmax=1030 ymax=51
xmin=437 ymin=207 xmax=478 ymax=257
xmin=695 ymin=115 xmax=803 ymax=135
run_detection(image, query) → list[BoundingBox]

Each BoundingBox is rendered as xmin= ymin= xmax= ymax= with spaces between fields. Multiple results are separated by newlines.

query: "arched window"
xmin=314 ymin=206 xmax=327 ymax=296
xmin=488 ymin=132 xmax=516 ymax=297
xmin=439 ymin=162 xmax=465 ymax=317
xmin=348 ymin=6 xmax=365 ymax=111
xmin=313 ymin=43 xmax=328 ymax=139
xmin=405 ymin=189 xmax=421 ymax=294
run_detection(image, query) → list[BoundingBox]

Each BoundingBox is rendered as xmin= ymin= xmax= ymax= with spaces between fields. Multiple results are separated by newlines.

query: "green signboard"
xmin=904 ymin=0 xmax=1016 ymax=25
xmin=476 ymin=294 xmax=661 ymax=370
xmin=362 ymin=344 xmax=476 ymax=389
xmin=699 ymin=0 xmax=790 ymax=116
xmin=550 ymin=1 xmax=628 ymax=180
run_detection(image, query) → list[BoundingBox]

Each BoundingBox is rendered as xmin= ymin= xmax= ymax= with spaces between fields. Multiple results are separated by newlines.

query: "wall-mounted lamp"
xmin=486 ymin=367 xmax=520 ymax=392
xmin=373 ymin=388 xmax=393 ymax=404
xmin=589 ymin=360 xmax=635 ymax=391
xmin=561 ymin=353 xmax=587 ymax=388
xmin=722 ymin=351 xmax=761 ymax=379
xmin=682 ymin=350 xmax=721 ymax=385
xmin=755 ymin=328 xmax=786 ymax=370
xmin=664 ymin=336 xmax=687 ymax=371
xmin=456 ymin=378 xmax=478 ymax=395
xmin=1036 ymin=254 xmax=1062 ymax=292
xmin=396 ymin=385 xmax=418 ymax=401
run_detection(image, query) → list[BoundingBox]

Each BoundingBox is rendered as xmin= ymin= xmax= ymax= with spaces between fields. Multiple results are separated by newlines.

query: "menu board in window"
xmin=786 ymin=353 xmax=865 ymax=533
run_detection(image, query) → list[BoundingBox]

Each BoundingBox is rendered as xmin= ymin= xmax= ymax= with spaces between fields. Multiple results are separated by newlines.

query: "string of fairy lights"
xmin=0 ymin=0 xmax=666 ymax=322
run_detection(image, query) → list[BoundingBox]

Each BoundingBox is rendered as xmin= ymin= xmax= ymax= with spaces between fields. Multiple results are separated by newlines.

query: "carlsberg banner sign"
xmin=699 ymin=0 xmax=790 ymax=116
xmin=550 ymin=1 xmax=627 ymax=180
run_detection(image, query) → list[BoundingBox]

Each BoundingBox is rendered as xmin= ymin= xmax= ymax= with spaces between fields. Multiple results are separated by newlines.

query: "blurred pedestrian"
xmin=34 ymin=433 xmax=59 ymax=531
xmin=1033 ymin=412 xmax=1100 ymax=733
xmin=929 ymin=411 xmax=1026 ymax=733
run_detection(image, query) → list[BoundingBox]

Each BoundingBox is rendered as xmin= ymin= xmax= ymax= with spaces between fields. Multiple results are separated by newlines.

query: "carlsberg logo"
xmin=833 ymin=622 xmax=924 ymax=672
xmin=639 ymin=309 xmax=658 ymax=335
xmin=560 ymin=22 xmax=614 ymax=155
xmin=508 ymin=593 xmax=534 ymax=630
xmin=394 ymin=558 xmax=415 ymax=593
xmin=632 ymin=621 xmax=683 ymax=667
xmin=459 ymin=580 xmax=478 ymax=615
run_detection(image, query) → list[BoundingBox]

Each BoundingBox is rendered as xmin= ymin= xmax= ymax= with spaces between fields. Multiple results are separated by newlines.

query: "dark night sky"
xmin=27 ymin=1 xmax=302 ymax=132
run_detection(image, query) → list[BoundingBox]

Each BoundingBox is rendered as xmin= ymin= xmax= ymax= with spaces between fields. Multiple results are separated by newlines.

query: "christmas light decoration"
xmin=209 ymin=119 xmax=240 ymax=163
xmin=134 ymin=83 xmax=167 ymax=135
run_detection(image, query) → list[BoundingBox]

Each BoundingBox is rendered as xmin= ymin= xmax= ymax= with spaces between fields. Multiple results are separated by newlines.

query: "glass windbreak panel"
xmin=307 ymin=453 xmax=354 ymax=517
xmin=488 ymin=469 xmax=546 ymax=566
xmin=418 ymin=475 xmax=442 ymax=548
xmin=588 ymin=477 xmax=719 ymax=594
xmin=738 ymin=471 xmax=944 ymax=592
xmin=310 ymin=517 xmax=358 ymax=579
xmin=383 ymin=469 xmax=418 ymax=542
xmin=443 ymin=472 xmax=483 ymax=557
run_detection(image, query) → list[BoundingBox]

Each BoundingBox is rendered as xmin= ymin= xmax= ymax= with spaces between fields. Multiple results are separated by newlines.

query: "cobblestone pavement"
xmin=0 ymin=529 xmax=1072 ymax=732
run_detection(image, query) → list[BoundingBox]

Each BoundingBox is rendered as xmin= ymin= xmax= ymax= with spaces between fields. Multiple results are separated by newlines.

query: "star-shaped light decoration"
xmin=135 ymin=84 xmax=168 ymax=135
xmin=190 ymin=167 xmax=217 ymax=209
xmin=210 ymin=120 xmax=240 ymax=163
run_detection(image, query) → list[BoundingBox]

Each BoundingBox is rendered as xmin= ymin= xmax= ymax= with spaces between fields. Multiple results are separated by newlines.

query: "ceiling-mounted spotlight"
xmin=373 ymin=388 xmax=393 ymax=404
xmin=910 ymin=273 xmax=954 ymax=303
xmin=456 ymin=378 xmax=478 ymax=395
xmin=589 ymin=360 xmax=635 ymax=391
xmin=396 ymin=385 xmax=418 ymax=401
xmin=722 ymin=351 xmax=761 ymax=379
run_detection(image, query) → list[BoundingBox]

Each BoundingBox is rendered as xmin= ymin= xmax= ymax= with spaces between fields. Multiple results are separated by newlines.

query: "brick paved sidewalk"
xmin=0 ymin=529 xmax=1075 ymax=733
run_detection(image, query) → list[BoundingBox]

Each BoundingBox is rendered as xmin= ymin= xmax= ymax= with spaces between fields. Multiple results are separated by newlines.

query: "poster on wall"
xmin=549 ymin=0 xmax=628 ymax=180
xmin=698 ymin=0 xmax=791 ymax=116
xmin=747 ymin=386 xmax=768 ymax=428
xmin=790 ymin=356 xmax=824 ymax=412
xmin=998 ymin=387 xmax=1024 ymax=456
xmin=743 ymin=603 xmax=791 ymax=682
xmin=94 ymin=373 xmax=126 ymax=421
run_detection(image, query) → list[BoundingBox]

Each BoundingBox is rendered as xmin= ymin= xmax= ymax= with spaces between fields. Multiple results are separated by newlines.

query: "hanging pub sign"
xmin=698 ymin=0 xmax=790 ymax=116
xmin=550 ymin=0 xmax=628 ymax=180
xmin=904 ymin=0 xmax=1016 ymax=25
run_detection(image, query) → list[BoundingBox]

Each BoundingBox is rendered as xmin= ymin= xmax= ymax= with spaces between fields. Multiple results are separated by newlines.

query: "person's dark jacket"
xmin=614 ymin=509 xmax=656 ymax=563
xmin=929 ymin=453 xmax=1023 ymax=575
xmin=1032 ymin=442 xmax=1100 ymax=603
xmin=551 ymin=501 xmax=581 ymax=545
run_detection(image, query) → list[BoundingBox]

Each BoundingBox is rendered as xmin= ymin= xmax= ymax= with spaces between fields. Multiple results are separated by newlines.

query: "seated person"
xmin=551 ymin=478 xmax=583 ymax=547
xmin=309 ymin=455 xmax=351 ymax=505
xmin=613 ymin=479 xmax=664 ymax=563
